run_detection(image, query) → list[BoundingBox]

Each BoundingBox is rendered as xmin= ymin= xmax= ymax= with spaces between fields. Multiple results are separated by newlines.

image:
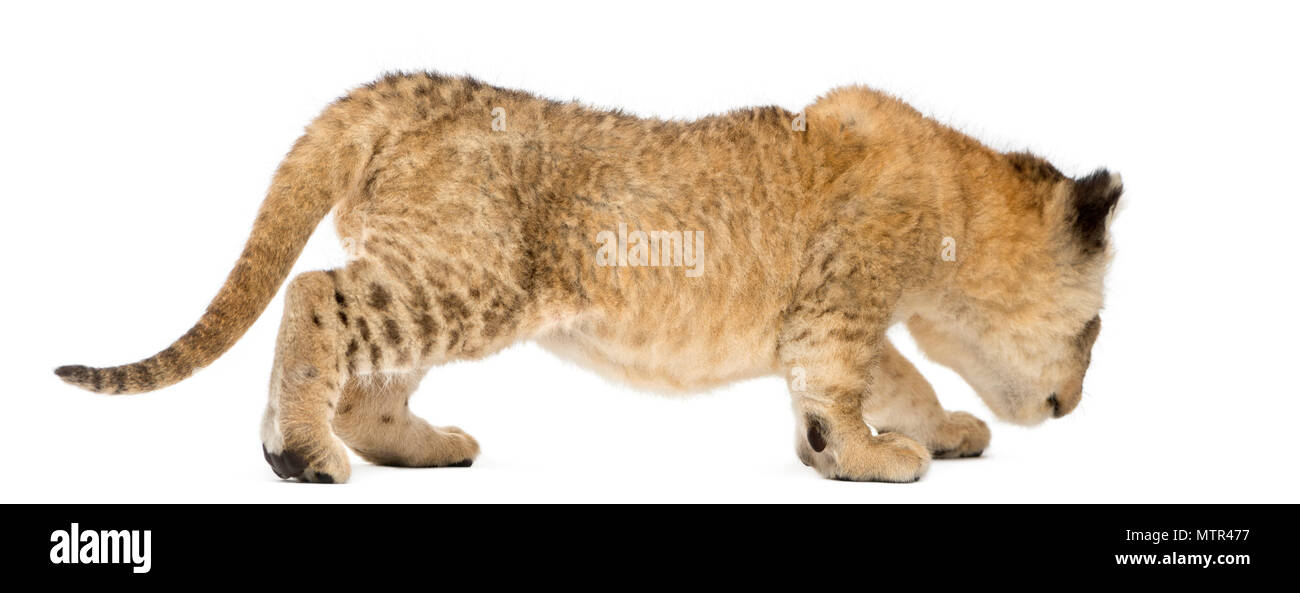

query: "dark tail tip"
xmin=55 ymin=364 xmax=89 ymax=380
xmin=54 ymin=365 xmax=99 ymax=391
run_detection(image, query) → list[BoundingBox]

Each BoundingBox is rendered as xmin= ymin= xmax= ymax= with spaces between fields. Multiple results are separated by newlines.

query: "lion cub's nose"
xmin=1048 ymin=389 xmax=1081 ymax=418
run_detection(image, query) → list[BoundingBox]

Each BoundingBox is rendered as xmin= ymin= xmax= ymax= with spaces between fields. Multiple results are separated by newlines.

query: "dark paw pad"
xmin=961 ymin=450 xmax=983 ymax=458
xmin=805 ymin=417 xmax=827 ymax=453
xmin=301 ymin=471 xmax=335 ymax=484
xmin=448 ymin=459 xmax=473 ymax=468
xmin=263 ymin=444 xmax=306 ymax=480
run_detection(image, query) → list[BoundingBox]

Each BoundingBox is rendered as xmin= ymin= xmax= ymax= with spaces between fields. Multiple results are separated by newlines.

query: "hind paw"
xmin=262 ymin=441 xmax=351 ymax=484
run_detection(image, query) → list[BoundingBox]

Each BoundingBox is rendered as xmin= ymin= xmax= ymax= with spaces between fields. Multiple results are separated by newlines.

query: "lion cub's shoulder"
xmin=805 ymin=85 xmax=986 ymax=157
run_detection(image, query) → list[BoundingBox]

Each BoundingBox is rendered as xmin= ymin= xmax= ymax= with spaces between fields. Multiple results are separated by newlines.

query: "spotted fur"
xmin=56 ymin=72 xmax=1119 ymax=483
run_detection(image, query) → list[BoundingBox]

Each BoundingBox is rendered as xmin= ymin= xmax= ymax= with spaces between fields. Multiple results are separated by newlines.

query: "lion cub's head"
xmin=908 ymin=153 xmax=1122 ymax=425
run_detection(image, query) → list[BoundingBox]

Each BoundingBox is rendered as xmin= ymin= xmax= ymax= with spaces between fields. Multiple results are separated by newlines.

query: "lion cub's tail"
xmin=55 ymin=110 xmax=370 ymax=395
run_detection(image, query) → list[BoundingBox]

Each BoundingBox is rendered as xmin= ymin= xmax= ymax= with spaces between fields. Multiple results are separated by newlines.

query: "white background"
xmin=2 ymin=1 xmax=1296 ymax=503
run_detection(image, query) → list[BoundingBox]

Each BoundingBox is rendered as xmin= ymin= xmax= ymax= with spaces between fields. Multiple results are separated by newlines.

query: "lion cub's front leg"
xmin=778 ymin=267 xmax=930 ymax=482
xmin=861 ymin=340 xmax=990 ymax=458
xmin=783 ymin=348 xmax=931 ymax=482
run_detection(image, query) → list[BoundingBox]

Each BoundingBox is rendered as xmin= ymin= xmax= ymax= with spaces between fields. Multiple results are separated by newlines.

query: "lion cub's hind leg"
xmin=260 ymin=248 xmax=540 ymax=482
xmin=861 ymin=340 xmax=990 ymax=459
xmin=260 ymin=270 xmax=352 ymax=483
xmin=332 ymin=371 xmax=479 ymax=468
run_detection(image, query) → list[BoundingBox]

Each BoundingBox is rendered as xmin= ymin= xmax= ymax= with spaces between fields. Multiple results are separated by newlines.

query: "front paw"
xmin=798 ymin=421 xmax=930 ymax=483
xmin=927 ymin=411 xmax=991 ymax=459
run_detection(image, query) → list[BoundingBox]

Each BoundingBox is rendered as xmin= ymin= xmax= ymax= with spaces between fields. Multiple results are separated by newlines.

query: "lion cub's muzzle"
xmin=1047 ymin=382 xmax=1083 ymax=418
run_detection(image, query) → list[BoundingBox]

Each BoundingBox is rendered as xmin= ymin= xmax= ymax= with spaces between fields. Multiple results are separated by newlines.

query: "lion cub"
xmin=56 ymin=73 xmax=1120 ymax=483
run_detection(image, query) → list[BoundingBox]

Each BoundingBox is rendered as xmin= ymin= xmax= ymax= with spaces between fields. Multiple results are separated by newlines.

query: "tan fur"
xmin=56 ymin=73 xmax=1118 ymax=483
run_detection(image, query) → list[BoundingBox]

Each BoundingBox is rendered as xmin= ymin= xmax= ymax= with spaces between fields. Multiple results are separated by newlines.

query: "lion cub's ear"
xmin=1069 ymin=169 xmax=1123 ymax=254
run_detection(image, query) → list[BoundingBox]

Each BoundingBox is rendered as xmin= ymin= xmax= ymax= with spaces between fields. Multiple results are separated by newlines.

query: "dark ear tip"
xmin=1070 ymin=168 xmax=1123 ymax=251
xmin=1076 ymin=168 xmax=1122 ymax=193
xmin=1079 ymin=167 xmax=1109 ymax=181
